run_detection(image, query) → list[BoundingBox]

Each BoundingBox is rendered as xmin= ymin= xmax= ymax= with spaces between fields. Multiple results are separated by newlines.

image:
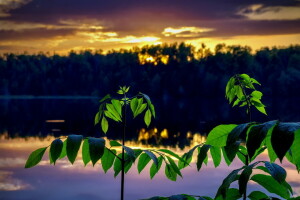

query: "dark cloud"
xmin=0 ymin=28 xmax=75 ymax=41
xmin=0 ymin=0 xmax=299 ymax=48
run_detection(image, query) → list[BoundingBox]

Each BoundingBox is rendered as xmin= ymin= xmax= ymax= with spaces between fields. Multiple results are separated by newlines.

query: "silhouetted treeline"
xmin=1 ymin=43 xmax=300 ymax=133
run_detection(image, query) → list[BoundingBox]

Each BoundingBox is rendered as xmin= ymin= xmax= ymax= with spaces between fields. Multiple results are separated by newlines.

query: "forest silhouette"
xmin=1 ymin=43 xmax=300 ymax=138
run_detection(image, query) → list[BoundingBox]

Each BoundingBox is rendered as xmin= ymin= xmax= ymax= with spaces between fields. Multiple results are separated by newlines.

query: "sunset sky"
xmin=0 ymin=0 xmax=300 ymax=54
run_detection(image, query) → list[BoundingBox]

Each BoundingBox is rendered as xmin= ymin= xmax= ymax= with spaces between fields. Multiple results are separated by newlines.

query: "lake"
xmin=0 ymin=98 xmax=299 ymax=200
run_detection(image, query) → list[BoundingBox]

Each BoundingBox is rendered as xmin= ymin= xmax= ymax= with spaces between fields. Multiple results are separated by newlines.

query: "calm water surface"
xmin=0 ymin=99 xmax=299 ymax=200
xmin=0 ymin=134 xmax=299 ymax=200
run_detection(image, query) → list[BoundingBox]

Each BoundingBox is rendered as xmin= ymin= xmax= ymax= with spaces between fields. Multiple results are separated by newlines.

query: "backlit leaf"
xmin=271 ymin=122 xmax=299 ymax=162
xmin=66 ymin=135 xmax=83 ymax=164
xmin=215 ymin=168 xmax=242 ymax=199
xmin=264 ymin=161 xmax=287 ymax=183
xmin=144 ymin=109 xmax=152 ymax=127
xmin=99 ymin=94 xmax=110 ymax=103
xmin=138 ymin=153 xmax=151 ymax=173
xmin=82 ymin=138 xmax=90 ymax=166
xmin=197 ymin=145 xmax=210 ymax=171
xmin=88 ymin=137 xmax=105 ymax=166
xmin=50 ymin=138 xmax=63 ymax=165
xmin=111 ymin=99 xmax=122 ymax=116
xmin=144 ymin=150 xmax=158 ymax=166
xmin=101 ymin=148 xmax=116 ymax=173
xmin=210 ymin=146 xmax=221 ymax=167
xmin=206 ymin=124 xmax=237 ymax=147
xmin=166 ymin=156 xmax=182 ymax=177
xmin=101 ymin=116 xmax=108 ymax=133
xmin=59 ymin=139 xmax=67 ymax=159
xmin=25 ymin=147 xmax=47 ymax=168
xmin=247 ymin=120 xmax=277 ymax=160
xmin=251 ymin=174 xmax=290 ymax=199
xmin=165 ymin=163 xmax=177 ymax=181
xmin=150 ymin=156 xmax=163 ymax=179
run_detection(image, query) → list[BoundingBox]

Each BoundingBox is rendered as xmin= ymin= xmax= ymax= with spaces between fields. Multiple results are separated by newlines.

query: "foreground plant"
xmin=25 ymin=86 xmax=185 ymax=200
xmin=144 ymin=74 xmax=300 ymax=200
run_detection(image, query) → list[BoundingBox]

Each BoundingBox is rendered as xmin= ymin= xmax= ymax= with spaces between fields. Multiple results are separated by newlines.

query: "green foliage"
xmin=66 ymin=135 xmax=83 ymax=164
xmin=225 ymin=74 xmax=267 ymax=116
xmin=25 ymin=81 xmax=300 ymax=200
xmin=25 ymin=147 xmax=47 ymax=168
xmin=49 ymin=139 xmax=63 ymax=165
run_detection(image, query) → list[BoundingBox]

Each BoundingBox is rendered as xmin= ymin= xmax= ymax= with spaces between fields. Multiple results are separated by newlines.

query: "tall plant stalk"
xmin=121 ymin=94 xmax=127 ymax=200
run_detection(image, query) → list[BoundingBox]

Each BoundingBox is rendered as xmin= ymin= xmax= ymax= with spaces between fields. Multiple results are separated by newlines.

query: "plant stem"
xmin=236 ymin=75 xmax=252 ymax=122
xmin=243 ymin=156 xmax=249 ymax=200
xmin=121 ymin=94 xmax=127 ymax=200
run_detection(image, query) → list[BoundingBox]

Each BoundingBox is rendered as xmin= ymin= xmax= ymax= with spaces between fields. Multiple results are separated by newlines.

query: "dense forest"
xmin=1 ymin=43 xmax=300 ymax=136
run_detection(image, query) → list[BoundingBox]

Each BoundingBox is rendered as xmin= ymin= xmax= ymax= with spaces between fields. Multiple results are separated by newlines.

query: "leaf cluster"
xmin=226 ymin=74 xmax=267 ymax=115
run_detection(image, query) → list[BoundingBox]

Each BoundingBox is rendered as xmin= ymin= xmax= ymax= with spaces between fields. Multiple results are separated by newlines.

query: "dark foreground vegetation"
xmin=1 ymin=43 xmax=300 ymax=134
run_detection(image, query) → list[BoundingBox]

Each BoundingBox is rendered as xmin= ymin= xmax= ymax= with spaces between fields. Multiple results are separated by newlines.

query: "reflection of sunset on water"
xmin=0 ymin=132 xmax=299 ymax=199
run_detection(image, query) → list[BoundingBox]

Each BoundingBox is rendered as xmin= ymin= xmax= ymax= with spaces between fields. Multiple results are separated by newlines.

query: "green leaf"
xmin=210 ymin=146 xmax=221 ymax=167
xmin=250 ymin=78 xmax=261 ymax=85
xmin=247 ymin=120 xmax=278 ymax=160
xmin=130 ymin=98 xmax=139 ymax=116
xmin=248 ymin=191 xmax=269 ymax=200
xmin=251 ymin=174 xmax=290 ymax=199
xmin=101 ymin=148 xmax=116 ymax=173
xmin=113 ymin=153 xmax=122 ymax=177
xmin=106 ymin=103 xmax=122 ymax=122
xmin=251 ymin=91 xmax=263 ymax=99
xmin=226 ymin=188 xmax=242 ymax=200
xmin=135 ymin=103 xmax=147 ymax=118
xmin=111 ymin=99 xmax=122 ymax=116
xmin=206 ymin=124 xmax=237 ymax=147
xmin=149 ymin=104 xmax=156 ymax=118
xmin=123 ymin=145 xmax=136 ymax=161
xmin=99 ymin=94 xmax=111 ymax=102
xmin=221 ymin=147 xmax=232 ymax=166
xmin=101 ymin=116 xmax=108 ymax=133
xmin=82 ymin=138 xmax=91 ymax=166
xmin=157 ymin=149 xmax=187 ymax=164
xmin=225 ymin=77 xmax=236 ymax=97
xmin=239 ymin=163 xmax=257 ymax=195
xmin=215 ymin=168 xmax=242 ymax=199
xmin=227 ymin=123 xmax=250 ymax=145
xmin=50 ymin=139 xmax=63 ymax=165
xmin=94 ymin=112 xmax=100 ymax=125
xmin=144 ymin=109 xmax=152 ymax=127
xmin=290 ymin=129 xmax=300 ymax=172
xmin=66 ymin=135 xmax=83 ymax=164
xmin=144 ymin=150 xmax=158 ymax=166
xmin=166 ymin=156 xmax=182 ymax=177
xmin=232 ymin=98 xmax=241 ymax=107
xmin=114 ymin=153 xmax=132 ymax=176
xmin=255 ymin=105 xmax=267 ymax=115
xmin=265 ymin=123 xmax=278 ymax=162
xmin=236 ymin=145 xmax=247 ymax=164
xmin=25 ymin=147 xmax=47 ymax=168
xmin=150 ymin=155 xmax=163 ymax=179
xmin=88 ymin=137 xmax=105 ymax=166
xmin=271 ymin=122 xmax=300 ymax=162
xmin=178 ymin=152 xmax=192 ymax=170
xmin=165 ymin=163 xmax=177 ymax=181
xmin=264 ymin=161 xmax=287 ymax=183
xmin=138 ymin=153 xmax=151 ymax=173
xmin=59 ymin=139 xmax=67 ymax=159
xmin=197 ymin=145 xmax=210 ymax=171
xmin=110 ymin=140 xmax=122 ymax=147
xmin=224 ymin=123 xmax=250 ymax=162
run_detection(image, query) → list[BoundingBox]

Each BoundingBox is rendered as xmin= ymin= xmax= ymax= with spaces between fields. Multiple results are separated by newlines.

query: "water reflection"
xmin=0 ymin=134 xmax=299 ymax=200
